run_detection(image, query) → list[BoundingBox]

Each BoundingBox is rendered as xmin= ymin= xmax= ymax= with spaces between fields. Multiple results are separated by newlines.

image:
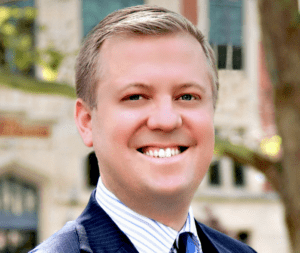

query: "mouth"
xmin=137 ymin=146 xmax=188 ymax=158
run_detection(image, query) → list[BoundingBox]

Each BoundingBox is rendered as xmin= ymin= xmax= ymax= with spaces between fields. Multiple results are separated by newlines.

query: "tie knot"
xmin=177 ymin=232 xmax=197 ymax=253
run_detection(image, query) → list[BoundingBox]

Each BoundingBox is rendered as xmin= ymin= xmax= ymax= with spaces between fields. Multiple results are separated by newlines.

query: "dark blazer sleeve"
xmin=29 ymin=221 xmax=91 ymax=253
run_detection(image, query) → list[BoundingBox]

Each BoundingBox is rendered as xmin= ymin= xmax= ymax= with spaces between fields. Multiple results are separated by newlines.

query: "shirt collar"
xmin=95 ymin=177 xmax=201 ymax=253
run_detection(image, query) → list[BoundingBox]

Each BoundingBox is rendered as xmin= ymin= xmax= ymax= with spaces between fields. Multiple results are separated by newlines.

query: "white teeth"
xmin=165 ymin=148 xmax=171 ymax=157
xmin=144 ymin=148 xmax=182 ymax=158
xmin=158 ymin=149 xmax=165 ymax=158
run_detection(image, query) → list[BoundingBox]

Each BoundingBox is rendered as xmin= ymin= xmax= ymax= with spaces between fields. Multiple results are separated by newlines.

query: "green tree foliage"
xmin=0 ymin=5 xmax=70 ymax=87
xmin=0 ymin=6 xmax=36 ymax=74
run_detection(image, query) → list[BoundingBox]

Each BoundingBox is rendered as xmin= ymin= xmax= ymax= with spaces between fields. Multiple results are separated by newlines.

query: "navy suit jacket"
xmin=30 ymin=190 xmax=257 ymax=252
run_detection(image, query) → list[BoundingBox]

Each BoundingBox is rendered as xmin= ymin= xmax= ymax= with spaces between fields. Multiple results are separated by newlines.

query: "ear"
xmin=75 ymin=99 xmax=93 ymax=147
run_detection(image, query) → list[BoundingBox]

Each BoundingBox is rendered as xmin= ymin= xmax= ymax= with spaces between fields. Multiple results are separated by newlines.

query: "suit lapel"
xmin=195 ymin=221 xmax=219 ymax=253
xmin=196 ymin=220 xmax=236 ymax=253
xmin=76 ymin=190 xmax=139 ymax=253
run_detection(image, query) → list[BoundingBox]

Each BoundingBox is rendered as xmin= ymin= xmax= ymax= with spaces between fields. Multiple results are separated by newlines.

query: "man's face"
xmin=76 ymin=33 xmax=215 ymax=204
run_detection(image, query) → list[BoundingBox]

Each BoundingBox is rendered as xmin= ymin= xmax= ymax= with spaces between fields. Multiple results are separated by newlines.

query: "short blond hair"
xmin=75 ymin=5 xmax=219 ymax=109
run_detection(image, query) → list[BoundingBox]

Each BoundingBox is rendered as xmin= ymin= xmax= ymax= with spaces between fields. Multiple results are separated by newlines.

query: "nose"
xmin=147 ymin=99 xmax=182 ymax=132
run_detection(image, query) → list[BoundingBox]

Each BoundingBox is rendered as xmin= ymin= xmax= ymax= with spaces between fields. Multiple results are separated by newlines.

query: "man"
xmin=31 ymin=5 xmax=257 ymax=253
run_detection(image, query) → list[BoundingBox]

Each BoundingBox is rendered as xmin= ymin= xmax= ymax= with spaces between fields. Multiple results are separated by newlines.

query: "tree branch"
xmin=215 ymin=137 xmax=282 ymax=191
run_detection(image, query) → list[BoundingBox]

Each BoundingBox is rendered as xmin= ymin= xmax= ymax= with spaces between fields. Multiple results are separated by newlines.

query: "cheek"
xmin=190 ymin=111 xmax=215 ymax=157
xmin=191 ymin=110 xmax=214 ymax=135
xmin=110 ymin=110 xmax=146 ymax=144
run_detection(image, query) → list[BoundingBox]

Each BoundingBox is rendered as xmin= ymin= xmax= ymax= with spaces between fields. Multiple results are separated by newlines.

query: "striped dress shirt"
xmin=96 ymin=177 xmax=203 ymax=253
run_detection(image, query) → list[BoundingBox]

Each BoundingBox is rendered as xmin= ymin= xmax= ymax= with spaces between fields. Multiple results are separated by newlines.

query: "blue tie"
xmin=177 ymin=232 xmax=197 ymax=253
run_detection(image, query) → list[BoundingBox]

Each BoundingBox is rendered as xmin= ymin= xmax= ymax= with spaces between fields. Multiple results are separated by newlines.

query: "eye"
xmin=178 ymin=94 xmax=197 ymax=101
xmin=128 ymin=94 xmax=143 ymax=100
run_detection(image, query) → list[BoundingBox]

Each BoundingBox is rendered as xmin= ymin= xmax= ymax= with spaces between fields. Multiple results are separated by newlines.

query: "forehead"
xmin=98 ymin=33 xmax=209 ymax=75
xmin=100 ymin=32 xmax=202 ymax=57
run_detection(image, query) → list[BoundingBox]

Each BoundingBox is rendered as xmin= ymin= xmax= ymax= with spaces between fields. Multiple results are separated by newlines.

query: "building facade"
xmin=0 ymin=0 xmax=289 ymax=252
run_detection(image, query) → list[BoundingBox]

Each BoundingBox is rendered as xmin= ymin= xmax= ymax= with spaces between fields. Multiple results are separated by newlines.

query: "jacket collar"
xmin=76 ymin=190 xmax=139 ymax=253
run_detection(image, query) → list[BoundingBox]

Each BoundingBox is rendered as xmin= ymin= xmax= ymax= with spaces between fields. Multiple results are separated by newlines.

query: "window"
xmin=82 ymin=0 xmax=144 ymax=38
xmin=209 ymin=0 xmax=243 ymax=70
xmin=0 ymin=176 xmax=38 ymax=252
xmin=0 ymin=0 xmax=35 ymax=76
xmin=86 ymin=152 xmax=100 ymax=187
xmin=209 ymin=161 xmax=221 ymax=186
xmin=233 ymin=161 xmax=245 ymax=187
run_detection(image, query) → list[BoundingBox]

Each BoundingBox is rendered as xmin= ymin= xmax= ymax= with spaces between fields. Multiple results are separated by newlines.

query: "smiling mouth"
xmin=137 ymin=146 xmax=188 ymax=158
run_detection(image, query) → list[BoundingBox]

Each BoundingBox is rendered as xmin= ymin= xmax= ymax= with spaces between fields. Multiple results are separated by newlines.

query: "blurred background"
xmin=0 ymin=0 xmax=292 ymax=252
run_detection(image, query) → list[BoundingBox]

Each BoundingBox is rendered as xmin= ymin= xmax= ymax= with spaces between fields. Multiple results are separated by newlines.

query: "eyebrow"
xmin=119 ymin=83 xmax=153 ymax=93
xmin=177 ymin=82 xmax=207 ymax=93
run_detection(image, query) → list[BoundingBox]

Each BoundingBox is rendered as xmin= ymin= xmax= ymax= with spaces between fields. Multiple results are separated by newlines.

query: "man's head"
xmin=75 ymin=5 xmax=217 ymax=228
xmin=75 ymin=5 xmax=219 ymax=109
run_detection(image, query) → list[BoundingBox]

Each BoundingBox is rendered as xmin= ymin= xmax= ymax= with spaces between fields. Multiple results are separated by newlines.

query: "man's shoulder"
xmin=29 ymin=221 xmax=91 ymax=253
xmin=196 ymin=221 xmax=257 ymax=253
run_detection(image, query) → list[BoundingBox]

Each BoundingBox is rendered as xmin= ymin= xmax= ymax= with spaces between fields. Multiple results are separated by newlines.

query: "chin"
xmin=147 ymin=179 xmax=197 ymax=199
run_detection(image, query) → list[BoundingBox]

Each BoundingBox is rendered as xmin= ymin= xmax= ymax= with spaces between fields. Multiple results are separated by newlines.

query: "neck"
xmin=116 ymin=189 xmax=193 ymax=231
xmin=139 ymin=198 xmax=191 ymax=231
